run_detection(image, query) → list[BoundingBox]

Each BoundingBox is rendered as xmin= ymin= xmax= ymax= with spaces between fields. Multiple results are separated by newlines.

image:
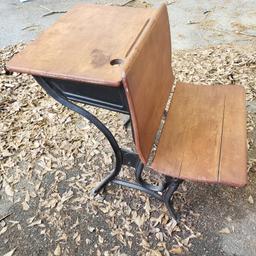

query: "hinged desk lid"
xmin=6 ymin=4 xmax=156 ymax=86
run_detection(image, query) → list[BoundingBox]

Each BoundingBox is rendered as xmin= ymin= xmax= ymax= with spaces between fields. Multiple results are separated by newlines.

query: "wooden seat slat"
xmin=218 ymin=86 xmax=247 ymax=185
xmin=152 ymin=83 xmax=247 ymax=187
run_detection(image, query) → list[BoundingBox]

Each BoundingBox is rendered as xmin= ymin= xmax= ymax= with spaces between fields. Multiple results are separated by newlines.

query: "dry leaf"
xmin=75 ymin=234 xmax=81 ymax=245
xmin=25 ymin=191 xmax=30 ymax=202
xmin=54 ymin=244 xmax=61 ymax=256
xmin=225 ymin=216 xmax=232 ymax=222
xmin=133 ymin=214 xmax=145 ymax=228
xmin=28 ymin=219 xmax=41 ymax=227
xmin=219 ymin=227 xmax=231 ymax=234
xmin=27 ymin=216 xmax=36 ymax=224
xmin=0 ymin=221 xmax=6 ymax=228
xmin=248 ymin=195 xmax=254 ymax=204
xmin=99 ymin=235 xmax=104 ymax=244
xmin=181 ymin=234 xmax=196 ymax=246
xmin=150 ymin=250 xmax=162 ymax=256
xmin=88 ymin=226 xmax=95 ymax=232
xmin=3 ymin=180 xmax=14 ymax=197
xmin=140 ymin=238 xmax=150 ymax=249
xmin=3 ymin=248 xmax=16 ymax=256
xmin=170 ymin=246 xmax=183 ymax=255
xmin=21 ymin=201 xmax=30 ymax=211
xmin=144 ymin=198 xmax=151 ymax=215
xmin=0 ymin=226 xmax=8 ymax=235
xmin=57 ymin=233 xmax=67 ymax=242
xmin=125 ymin=231 xmax=134 ymax=237
xmin=165 ymin=218 xmax=177 ymax=235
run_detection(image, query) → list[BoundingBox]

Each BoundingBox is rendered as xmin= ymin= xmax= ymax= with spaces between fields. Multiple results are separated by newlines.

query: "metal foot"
xmin=91 ymin=164 xmax=122 ymax=196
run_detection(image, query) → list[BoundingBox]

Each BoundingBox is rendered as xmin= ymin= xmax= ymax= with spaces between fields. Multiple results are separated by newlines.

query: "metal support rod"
xmin=112 ymin=179 xmax=163 ymax=200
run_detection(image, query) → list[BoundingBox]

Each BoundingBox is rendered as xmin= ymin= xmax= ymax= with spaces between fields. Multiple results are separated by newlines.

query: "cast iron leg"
xmin=91 ymin=162 xmax=122 ymax=195
xmin=35 ymin=77 xmax=123 ymax=194
xmin=163 ymin=178 xmax=183 ymax=220
xmin=135 ymin=164 xmax=167 ymax=192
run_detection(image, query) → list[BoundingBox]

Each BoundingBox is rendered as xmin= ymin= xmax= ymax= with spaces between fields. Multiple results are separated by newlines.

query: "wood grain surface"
xmin=122 ymin=4 xmax=173 ymax=163
xmin=6 ymin=4 xmax=155 ymax=86
xmin=6 ymin=4 xmax=247 ymax=187
xmin=152 ymin=83 xmax=247 ymax=187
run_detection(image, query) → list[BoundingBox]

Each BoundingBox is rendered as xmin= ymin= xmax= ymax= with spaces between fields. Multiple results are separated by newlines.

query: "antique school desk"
xmin=6 ymin=4 xmax=247 ymax=220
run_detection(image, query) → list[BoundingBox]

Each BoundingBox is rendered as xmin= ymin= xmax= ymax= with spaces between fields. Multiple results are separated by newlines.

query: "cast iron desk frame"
xmin=35 ymin=76 xmax=183 ymax=220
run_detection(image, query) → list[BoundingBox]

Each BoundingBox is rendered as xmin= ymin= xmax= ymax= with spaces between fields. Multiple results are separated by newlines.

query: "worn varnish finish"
xmin=123 ymin=4 xmax=173 ymax=163
xmin=6 ymin=4 xmax=155 ymax=86
xmin=152 ymin=83 xmax=247 ymax=187
xmin=6 ymin=3 xmax=173 ymax=163
xmin=6 ymin=3 xmax=248 ymax=186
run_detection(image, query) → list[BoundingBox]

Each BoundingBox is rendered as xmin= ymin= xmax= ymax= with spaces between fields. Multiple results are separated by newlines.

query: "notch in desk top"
xmin=6 ymin=4 xmax=166 ymax=87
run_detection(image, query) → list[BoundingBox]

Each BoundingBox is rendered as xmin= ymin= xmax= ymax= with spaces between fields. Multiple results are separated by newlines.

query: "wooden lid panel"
xmin=6 ymin=4 xmax=155 ymax=86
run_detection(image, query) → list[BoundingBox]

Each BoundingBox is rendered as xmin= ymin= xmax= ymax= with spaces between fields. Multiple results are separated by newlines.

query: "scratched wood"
xmin=6 ymin=4 xmax=248 ymax=187
xmin=6 ymin=4 xmax=155 ymax=86
xmin=123 ymin=4 xmax=173 ymax=163
xmin=152 ymin=83 xmax=247 ymax=187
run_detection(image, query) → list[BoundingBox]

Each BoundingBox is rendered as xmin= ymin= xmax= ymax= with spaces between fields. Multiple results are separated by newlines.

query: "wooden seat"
xmin=152 ymin=83 xmax=247 ymax=187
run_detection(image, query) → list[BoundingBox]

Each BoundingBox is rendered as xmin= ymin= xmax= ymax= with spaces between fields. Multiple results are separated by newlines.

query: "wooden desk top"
xmin=6 ymin=4 xmax=157 ymax=87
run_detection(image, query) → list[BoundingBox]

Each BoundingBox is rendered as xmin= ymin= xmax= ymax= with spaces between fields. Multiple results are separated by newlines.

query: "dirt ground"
xmin=0 ymin=43 xmax=256 ymax=256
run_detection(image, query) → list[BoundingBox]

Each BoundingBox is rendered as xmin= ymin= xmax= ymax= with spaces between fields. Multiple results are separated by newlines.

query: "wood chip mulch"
xmin=0 ymin=43 xmax=255 ymax=256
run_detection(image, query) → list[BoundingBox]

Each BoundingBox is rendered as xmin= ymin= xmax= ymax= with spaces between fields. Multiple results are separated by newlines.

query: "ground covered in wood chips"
xmin=0 ymin=44 xmax=256 ymax=256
